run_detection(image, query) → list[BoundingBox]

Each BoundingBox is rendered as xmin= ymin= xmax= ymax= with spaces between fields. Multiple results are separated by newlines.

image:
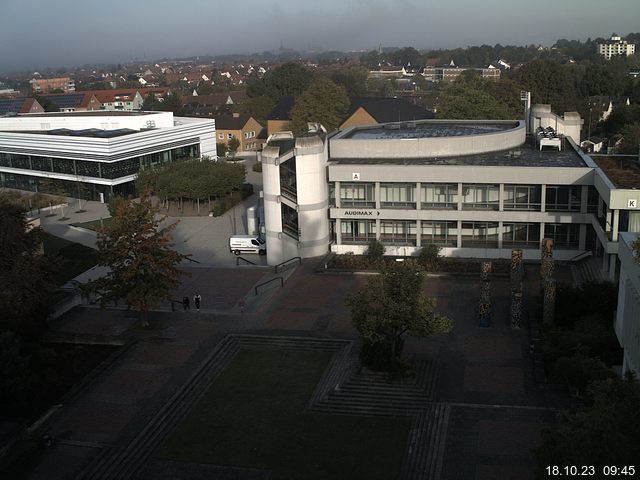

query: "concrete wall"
xmin=330 ymin=120 xmax=525 ymax=159
xmin=615 ymin=233 xmax=640 ymax=375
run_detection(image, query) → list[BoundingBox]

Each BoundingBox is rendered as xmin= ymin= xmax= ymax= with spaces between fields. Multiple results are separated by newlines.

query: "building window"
xmin=461 ymin=221 xmax=499 ymax=247
xmin=282 ymin=203 xmax=299 ymax=240
xmin=218 ymin=133 xmax=224 ymax=140
xmin=546 ymin=185 xmax=581 ymax=212
xmin=380 ymin=220 xmax=417 ymax=246
xmin=340 ymin=182 xmax=375 ymax=208
xmin=421 ymin=183 xmax=457 ymax=209
xmin=30 ymin=156 xmax=52 ymax=172
xmin=544 ymin=223 xmax=580 ymax=249
xmin=52 ymin=158 xmax=76 ymax=175
xmin=341 ymin=220 xmax=376 ymax=244
xmin=503 ymin=223 xmax=540 ymax=248
xmin=503 ymin=185 xmax=541 ymax=211
xmin=227 ymin=133 xmax=233 ymax=140
xmin=328 ymin=182 xmax=335 ymax=207
xmin=380 ymin=183 xmax=416 ymax=209
xmin=462 ymin=184 xmax=499 ymax=210
xmin=421 ymin=221 xmax=457 ymax=247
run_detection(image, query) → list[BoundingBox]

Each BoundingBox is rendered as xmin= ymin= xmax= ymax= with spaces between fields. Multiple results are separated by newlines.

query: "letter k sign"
xmin=629 ymin=199 xmax=638 ymax=208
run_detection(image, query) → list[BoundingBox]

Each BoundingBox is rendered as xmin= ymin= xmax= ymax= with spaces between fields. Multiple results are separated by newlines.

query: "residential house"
xmin=0 ymin=97 xmax=44 ymax=116
xmin=340 ymin=97 xmax=435 ymax=130
xmin=40 ymin=92 xmax=101 ymax=112
xmin=31 ymin=77 xmax=75 ymax=94
xmin=93 ymin=89 xmax=144 ymax=111
xmin=589 ymin=96 xmax=631 ymax=123
xmin=215 ymin=113 xmax=265 ymax=153
xmin=266 ymin=95 xmax=435 ymax=134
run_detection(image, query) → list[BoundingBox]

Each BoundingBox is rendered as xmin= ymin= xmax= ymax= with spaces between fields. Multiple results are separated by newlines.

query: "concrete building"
xmin=260 ymin=106 xmax=640 ymax=285
xmin=598 ymin=35 xmax=636 ymax=60
xmin=614 ymin=233 xmax=640 ymax=376
xmin=0 ymin=111 xmax=216 ymax=202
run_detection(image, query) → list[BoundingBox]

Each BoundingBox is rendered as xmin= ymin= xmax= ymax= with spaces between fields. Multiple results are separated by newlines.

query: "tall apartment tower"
xmin=598 ymin=34 xmax=636 ymax=60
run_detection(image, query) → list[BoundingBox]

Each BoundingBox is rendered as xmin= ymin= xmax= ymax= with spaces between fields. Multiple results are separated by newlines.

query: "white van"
xmin=229 ymin=235 xmax=267 ymax=256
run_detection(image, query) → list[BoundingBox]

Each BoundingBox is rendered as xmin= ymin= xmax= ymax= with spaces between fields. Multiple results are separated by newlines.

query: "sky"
xmin=1 ymin=0 xmax=639 ymax=74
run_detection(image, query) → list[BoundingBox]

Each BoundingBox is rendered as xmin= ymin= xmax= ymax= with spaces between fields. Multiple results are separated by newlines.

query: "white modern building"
xmin=261 ymin=105 xmax=640 ymax=285
xmin=0 ymin=111 xmax=216 ymax=201
xmin=598 ymin=35 xmax=636 ymax=60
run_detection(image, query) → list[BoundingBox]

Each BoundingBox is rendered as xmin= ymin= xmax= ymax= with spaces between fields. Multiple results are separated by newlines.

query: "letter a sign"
xmin=629 ymin=199 xmax=638 ymax=209
xmin=352 ymin=172 xmax=360 ymax=181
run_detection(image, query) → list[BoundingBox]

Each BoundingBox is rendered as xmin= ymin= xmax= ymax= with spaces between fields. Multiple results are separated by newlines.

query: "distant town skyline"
xmin=1 ymin=0 xmax=638 ymax=74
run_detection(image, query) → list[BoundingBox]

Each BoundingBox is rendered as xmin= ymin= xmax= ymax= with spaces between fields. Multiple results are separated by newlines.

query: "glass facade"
xmin=461 ymin=221 xmax=499 ymax=247
xmin=0 ymin=144 xmax=200 ymax=202
xmin=544 ymin=223 xmax=580 ymax=249
xmin=421 ymin=221 xmax=457 ymax=247
xmin=546 ymin=185 xmax=581 ymax=212
xmin=341 ymin=220 xmax=376 ymax=243
xmin=281 ymin=203 xmax=299 ymax=240
xmin=380 ymin=183 xmax=416 ymax=209
xmin=340 ymin=183 xmax=375 ymax=208
xmin=462 ymin=184 xmax=499 ymax=210
xmin=421 ymin=183 xmax=457 ymax=209
xmin=503 ymin=185 xmax=541 ymax=211
xmin=380 ymin=220 xmax=417 ymax=246
xmin=503 ymin=222 xmax=540 ymax=248
xmin=0 ymin=144 xmax=199 ymax=181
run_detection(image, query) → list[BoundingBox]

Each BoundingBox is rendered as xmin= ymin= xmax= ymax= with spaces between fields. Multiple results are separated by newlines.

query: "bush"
xmin=252 ymin=161 xmax=263 ymax=172
xmin=365 ymin=239 xmax=385 ymax=259
xmin=418 ymin=243 xmax=441 ymax=271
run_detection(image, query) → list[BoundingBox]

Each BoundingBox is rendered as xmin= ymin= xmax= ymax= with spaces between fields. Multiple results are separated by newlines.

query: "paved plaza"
xmin=12 ymin=170 xmax=570 ymax=479
xmin=20 ymin=258 xmax=569 ymax=480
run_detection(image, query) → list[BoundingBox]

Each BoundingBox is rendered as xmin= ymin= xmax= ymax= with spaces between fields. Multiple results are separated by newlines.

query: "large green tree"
xmin=516 ymin=59 xmax=579 ymax=112
xmin=535 ymin=375 xmax=640 ymax=475
xmin=0 ymin=201 xmax=56 ymax=336
xmin=289 ymin=77 xmax=349 ymax=134
xmin=87 ymin=195 xmax=189 ymax=327
xmin=437 ymin=73 xmax=523 ymax=119
xmin=263 ymin=62 xmax=315 ymax=101
xmin=346 ymin=261 xmax=452 ymax=370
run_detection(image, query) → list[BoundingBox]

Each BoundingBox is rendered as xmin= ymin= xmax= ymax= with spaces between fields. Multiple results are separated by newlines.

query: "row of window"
xmin=338 ymin=220 xmax=580 ymax=249
xmin=0 ymin=145 xmax=199 ymax=180
xmin=331 ymin=182 xmax=597 ymax=212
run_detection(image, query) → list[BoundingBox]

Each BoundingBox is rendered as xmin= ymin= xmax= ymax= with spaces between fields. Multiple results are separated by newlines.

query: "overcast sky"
xmin=1 ymin=0 xmax=638 ymax=74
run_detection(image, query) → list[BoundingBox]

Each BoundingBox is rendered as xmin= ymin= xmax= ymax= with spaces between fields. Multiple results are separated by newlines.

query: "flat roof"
xmin=343 ymin=121 xmax=518 ymax=140
xmin=330 ymin=136 xmax=587 ymax=168
xmin=592 ymin=155 xmax=640 ymax=189
xmin=19 ymin=111 xmax=157 ymax=117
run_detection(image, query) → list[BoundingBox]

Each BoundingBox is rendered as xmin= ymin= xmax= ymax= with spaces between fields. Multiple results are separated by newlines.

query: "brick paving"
xmin=20 ymin=262 xmax=572 ymax=480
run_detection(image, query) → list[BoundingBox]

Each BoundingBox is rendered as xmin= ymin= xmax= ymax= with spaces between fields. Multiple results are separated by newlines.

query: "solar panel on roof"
xmin=43 ymin=94 xmax=84 ymax=109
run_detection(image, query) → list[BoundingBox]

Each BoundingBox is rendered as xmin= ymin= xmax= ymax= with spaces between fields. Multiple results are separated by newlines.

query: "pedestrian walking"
xmin=182 ymin=296 xmax=190 ymax=311
xmin=194 ymin=293 xmax=201 ymax=312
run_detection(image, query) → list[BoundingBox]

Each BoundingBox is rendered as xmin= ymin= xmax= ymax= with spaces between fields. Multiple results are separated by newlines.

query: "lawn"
xmin=159 ymin=348 xmax=411 ymax=480
xmin=41 ymin=232 xmax=98 ymax=285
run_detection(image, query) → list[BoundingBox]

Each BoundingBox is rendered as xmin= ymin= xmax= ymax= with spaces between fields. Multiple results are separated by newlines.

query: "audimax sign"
xmin=343 ymin=210 xmax=380 ymax=217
